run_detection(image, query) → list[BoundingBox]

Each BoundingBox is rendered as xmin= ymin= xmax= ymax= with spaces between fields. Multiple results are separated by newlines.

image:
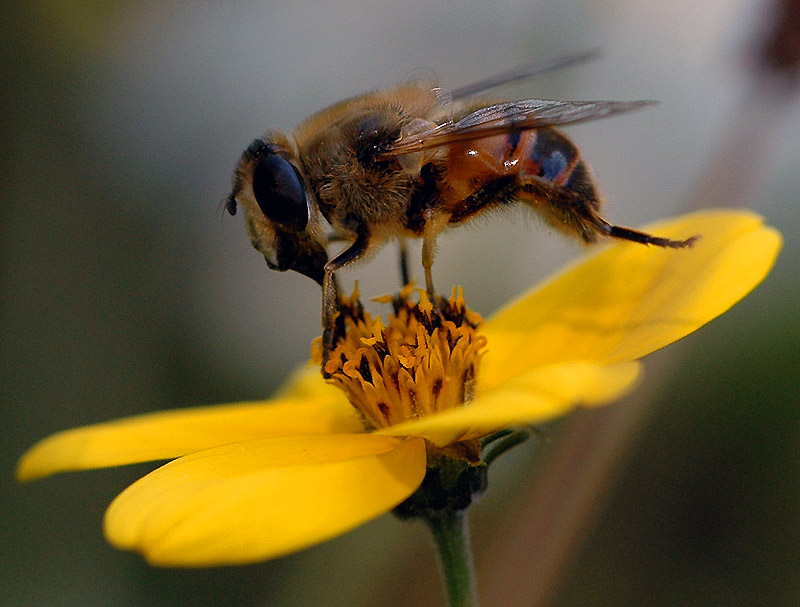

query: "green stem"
xmin=425 ymin=510 xmax=478 ymax=607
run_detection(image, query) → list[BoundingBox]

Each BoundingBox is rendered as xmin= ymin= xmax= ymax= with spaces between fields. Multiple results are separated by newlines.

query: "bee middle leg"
xmin=421 ymin=208 xmax=448 ymax=312
xmin=398 ymin=237 xmax=411 ymax=287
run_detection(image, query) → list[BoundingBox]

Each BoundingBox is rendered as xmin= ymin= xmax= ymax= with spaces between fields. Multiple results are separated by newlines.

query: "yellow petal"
xmin=104 ymin=434 xmax=426 ymax=566
xmin=481 ymin=210 xmax=781 ymax=390
xmin=17 ymin=395 xmax=362 ymax=481
xmin=378 ymin=361 xmax=641 ymax=446
xmin=274 ymin=364 xmax=343 ymax=400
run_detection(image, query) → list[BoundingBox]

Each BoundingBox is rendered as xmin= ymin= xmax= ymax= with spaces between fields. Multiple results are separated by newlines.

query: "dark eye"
xmin=251 ymin=154 xmax=308 ymax=231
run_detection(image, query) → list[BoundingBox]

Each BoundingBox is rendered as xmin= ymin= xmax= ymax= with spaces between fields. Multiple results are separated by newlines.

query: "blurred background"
xmin=2 ymin=0 xmax=798 ymax=606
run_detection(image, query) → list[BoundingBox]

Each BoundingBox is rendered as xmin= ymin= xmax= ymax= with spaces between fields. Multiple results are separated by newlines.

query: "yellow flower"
xmin=17 ymin=209 xmax=780 ymax=567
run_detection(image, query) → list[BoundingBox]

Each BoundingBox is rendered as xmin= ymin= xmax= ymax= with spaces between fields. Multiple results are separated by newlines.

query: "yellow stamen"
xmin=312 ymin=285 xmax=487 ymax=437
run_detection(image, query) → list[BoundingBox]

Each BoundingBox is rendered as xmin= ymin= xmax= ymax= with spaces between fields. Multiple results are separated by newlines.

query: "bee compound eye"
xmin=251 ymin=154 xmax=309 ymax=231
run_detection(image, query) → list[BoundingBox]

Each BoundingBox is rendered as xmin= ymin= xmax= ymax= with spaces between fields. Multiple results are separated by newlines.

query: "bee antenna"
xmin=217 ymin=195 xmax=237 ymax=231
xmin=222 ymin=194 xmax=237 ymax=216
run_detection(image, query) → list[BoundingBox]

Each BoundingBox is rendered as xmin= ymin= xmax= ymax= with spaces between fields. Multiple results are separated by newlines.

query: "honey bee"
xmin=225 ymin=53 xmax=697 ymax=359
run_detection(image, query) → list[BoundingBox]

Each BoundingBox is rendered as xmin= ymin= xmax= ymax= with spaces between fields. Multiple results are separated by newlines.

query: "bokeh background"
xmin=2 ymin=1 xmax=798 ymax=606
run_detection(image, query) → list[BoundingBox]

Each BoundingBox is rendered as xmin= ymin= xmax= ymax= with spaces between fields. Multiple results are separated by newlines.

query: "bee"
xmin=225 ymin=52 xmax=697 ymax=360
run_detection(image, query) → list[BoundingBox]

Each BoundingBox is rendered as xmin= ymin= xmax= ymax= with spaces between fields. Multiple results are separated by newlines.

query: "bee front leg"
xmin=321 ymin=229 xmax=371 ymax=376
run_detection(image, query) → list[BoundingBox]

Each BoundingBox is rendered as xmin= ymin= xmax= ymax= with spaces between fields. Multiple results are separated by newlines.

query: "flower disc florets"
xmin=315 ymin=284 xmax=487 ymax=446
xmin=312 ymin=284 xmax=492 ymax=517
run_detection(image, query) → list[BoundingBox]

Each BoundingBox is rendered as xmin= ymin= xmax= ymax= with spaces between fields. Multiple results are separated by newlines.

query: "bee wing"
xmin=449 ymin=49 xmax=600 ymax=99
xmin=377 ymin=98 xmax=655 ymax=157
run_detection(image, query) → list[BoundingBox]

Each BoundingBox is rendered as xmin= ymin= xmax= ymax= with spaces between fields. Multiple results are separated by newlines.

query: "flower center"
xmin=313 ymin=284 xmax=487 ymax=433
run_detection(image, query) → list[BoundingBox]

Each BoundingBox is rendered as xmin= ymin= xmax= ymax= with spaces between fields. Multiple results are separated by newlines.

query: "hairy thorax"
xmin=296 ymin=107 xmax=418 ymax=236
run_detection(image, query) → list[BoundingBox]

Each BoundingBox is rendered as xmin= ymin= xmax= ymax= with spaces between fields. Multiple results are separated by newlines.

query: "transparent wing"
xmin=449 ymin=49 xmax=600 ymax=99
xmin=377 ymin=98 xmax=655 ymax=158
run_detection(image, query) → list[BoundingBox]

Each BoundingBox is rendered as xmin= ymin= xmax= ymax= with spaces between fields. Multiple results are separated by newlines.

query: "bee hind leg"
xmin=519 ymin=176 xmax=698 ymax=249
xmin=590 ymin=216 xmax=699 ymax=248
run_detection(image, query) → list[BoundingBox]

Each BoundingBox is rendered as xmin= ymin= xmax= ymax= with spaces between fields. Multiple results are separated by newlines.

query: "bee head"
xmin=228 ymin=132 xmax=328 ymax=285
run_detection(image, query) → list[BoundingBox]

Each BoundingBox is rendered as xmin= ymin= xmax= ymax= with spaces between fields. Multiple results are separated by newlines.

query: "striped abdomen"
xmin=440 ymin=127 xmax=603 ymax=236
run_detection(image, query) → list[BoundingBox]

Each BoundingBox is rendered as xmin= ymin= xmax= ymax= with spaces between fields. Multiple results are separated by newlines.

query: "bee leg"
xmin=519 ymin=176 xmax=698 ymax=248
xmin=590 ymin=217 xmax=700 ymax=248
xmin=398 ymin=238 xmax=411 ymax=287
xmin=421 ymin=209 xmax=447 ymax=317
xmin=320 ymin=272 xmax=338 ymax=376
xmin=321 ymin=229 xmax=371 ymax=375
